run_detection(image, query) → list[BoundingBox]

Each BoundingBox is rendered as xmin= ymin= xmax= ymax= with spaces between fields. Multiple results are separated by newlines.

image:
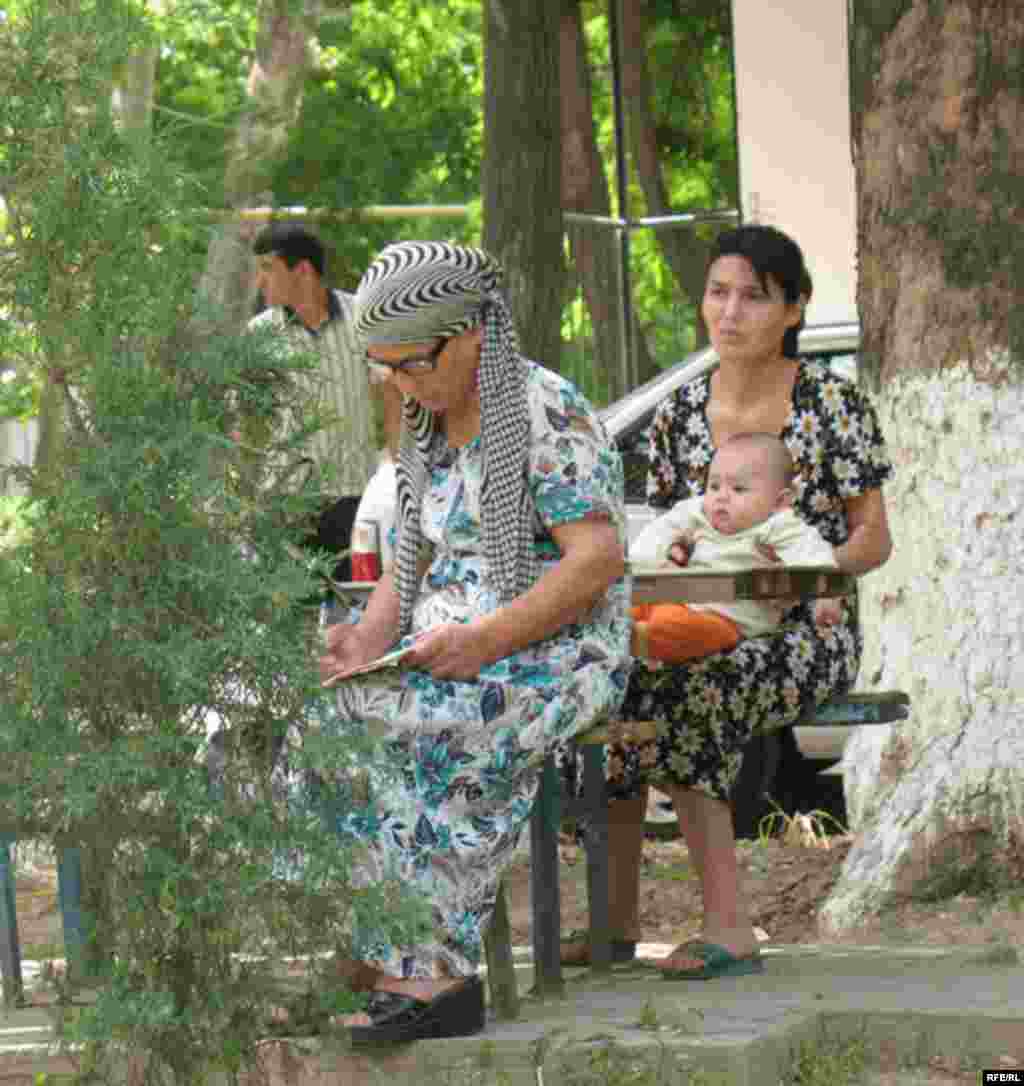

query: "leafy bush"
xmin=0 ymin=2 xmax=427 ymax=1080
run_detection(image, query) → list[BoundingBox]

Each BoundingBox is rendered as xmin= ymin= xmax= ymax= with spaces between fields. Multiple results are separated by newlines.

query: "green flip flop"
xmin=658 ymin=941 xmax=764 ymax=980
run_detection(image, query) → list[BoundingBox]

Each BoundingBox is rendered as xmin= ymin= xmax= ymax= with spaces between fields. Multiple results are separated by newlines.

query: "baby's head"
xmin=703 ymin=433 xmax=794 ymax=535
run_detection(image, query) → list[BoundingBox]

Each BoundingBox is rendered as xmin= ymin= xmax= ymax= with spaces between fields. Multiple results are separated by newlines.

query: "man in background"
xmin=250 ymin=223 xmax=400 ymax=581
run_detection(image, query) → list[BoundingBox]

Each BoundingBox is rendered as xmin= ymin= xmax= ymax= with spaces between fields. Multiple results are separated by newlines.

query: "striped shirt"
xmin=248 ymin=289 xmax=378 ymax=497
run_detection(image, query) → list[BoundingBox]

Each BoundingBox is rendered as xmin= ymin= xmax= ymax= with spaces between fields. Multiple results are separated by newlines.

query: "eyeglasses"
xmin=366 ymin=338 xmax=448 ymax=379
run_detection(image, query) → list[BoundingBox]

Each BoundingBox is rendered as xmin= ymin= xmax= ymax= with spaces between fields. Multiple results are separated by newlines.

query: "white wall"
xmin=731 ymin=0 xmax=858 ymax=326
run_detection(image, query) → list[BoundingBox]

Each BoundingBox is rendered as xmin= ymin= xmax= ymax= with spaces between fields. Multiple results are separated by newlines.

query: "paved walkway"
xmin=3 ymin=943 xmax=1024 ymax=1084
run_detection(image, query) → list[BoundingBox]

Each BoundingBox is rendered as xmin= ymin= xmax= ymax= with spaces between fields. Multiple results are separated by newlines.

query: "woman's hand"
xmin=752 ymin=540 xmax=797 ymax=619
xmin=403 ymin=622 xmax=490 ymax=681
xmin=319 ymin=573 xmax=403 ymax=684
xmin=319 ymin=623 xmax=378 ymax=683
xmin=834 ymin=489 xmax=893 ymax=575
xmin=813 ymin=597 xmax=842 ymax=628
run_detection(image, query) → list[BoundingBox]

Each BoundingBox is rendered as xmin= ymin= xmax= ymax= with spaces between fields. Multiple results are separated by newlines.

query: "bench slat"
xmin=630 ymin=565 xmax=855 ymax=605
xmin=339 ymin=566 xmax=856 ymax=609
xmin=795 ymin=691 xmax=910 ymax=726
xmin=576 ymin=692 xmax=910 ymax=747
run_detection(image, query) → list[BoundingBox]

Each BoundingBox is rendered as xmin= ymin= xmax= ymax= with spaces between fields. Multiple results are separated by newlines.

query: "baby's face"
xmin=702 ymin=446 xmax=786 ymax=535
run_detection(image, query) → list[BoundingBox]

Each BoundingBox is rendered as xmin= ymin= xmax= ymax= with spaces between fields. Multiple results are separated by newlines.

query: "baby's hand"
xmin=667 ymin=533 xmax=694 ymax=568
xmin=813 ymin=597 xmax=842 ymax=629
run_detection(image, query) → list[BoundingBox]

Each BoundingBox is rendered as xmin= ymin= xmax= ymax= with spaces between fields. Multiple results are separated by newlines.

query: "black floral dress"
xmin=610 ymin=361 xmax=893 ymax=803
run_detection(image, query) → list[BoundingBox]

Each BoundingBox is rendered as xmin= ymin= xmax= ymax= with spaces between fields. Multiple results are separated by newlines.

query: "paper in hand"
xmin=321 ymin=644 xmax=413 ymax=687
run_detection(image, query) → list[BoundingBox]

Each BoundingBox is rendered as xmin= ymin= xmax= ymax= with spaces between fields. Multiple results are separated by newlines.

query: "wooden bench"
xmin=483 ymin=566 xmax=911 ymax=1017
xmin=483 ymin=688 xmax=909 ymax=1018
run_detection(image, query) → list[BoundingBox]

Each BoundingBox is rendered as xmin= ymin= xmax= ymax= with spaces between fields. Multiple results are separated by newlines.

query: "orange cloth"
xmin=631 ymin=603 xmax=741 ymax=663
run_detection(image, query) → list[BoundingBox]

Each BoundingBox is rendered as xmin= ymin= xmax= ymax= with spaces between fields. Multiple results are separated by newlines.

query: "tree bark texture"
xmin=620 ymin=0 xmax=710 ymax=357
xmin=560 ymin=0 xmax=631 ymax=394
xmin=197 ymin=0 xmax=315 ymax=334
xmin=850 ymin=0 xmax=1024 ymax=386
xmin=823 ymin=358 xmax=1024 ymax=930
xmin=482 ymin=0 xmax=563 ymax=370
xmin=823 ymin=0 xmax=1024 ymax=932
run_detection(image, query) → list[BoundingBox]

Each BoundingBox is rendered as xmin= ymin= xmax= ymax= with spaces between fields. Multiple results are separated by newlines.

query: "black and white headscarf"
xmin=353 ymin=241 xmax=540 ymax=635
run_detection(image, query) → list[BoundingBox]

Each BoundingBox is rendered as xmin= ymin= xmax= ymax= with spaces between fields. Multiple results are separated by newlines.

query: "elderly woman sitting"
xmin=314 ymin=242 xmax=631 ymax=1044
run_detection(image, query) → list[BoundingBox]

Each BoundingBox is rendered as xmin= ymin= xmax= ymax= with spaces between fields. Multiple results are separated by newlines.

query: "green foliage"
xmin=151 ymin=0 xmax=483 ymax=289
xmin=912 ymin=830 xmax=1012 ymax=904
xmin=784 ymin=1029 xmax=867 ymax=1086
xmin=4 ymin=0 xmax=737 ymax=422
xmin=0 ymin=364 xmax=38 ymax=421
xmin=0 ymin=494 xmax=32 ymax=550
xmin=275 ymin=1 xmax=482 ymax=208
xmin=151 ymin=0 xmax=733 ymax=392
xmin=0 ymin=3 xmax=429 ymax=1079
xmin=151 ymin=1 xmax=261 ymax=195
xmin=565 ymin=0 xmax=736 ymax=392
xmin=273 ymin=0 xmax=484 ymax=284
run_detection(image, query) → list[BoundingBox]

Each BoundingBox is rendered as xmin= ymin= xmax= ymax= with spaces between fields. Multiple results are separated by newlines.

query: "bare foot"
xmin=560 ymin=938 xmax=592 ymax=967
xmin=559 ymin=934 xmax=638 ymax=967
xmin=331 ymin=956 xmax=381 ymax=993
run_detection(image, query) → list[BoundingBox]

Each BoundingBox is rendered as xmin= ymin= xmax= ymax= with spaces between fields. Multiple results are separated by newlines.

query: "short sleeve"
xmin=787 ymin=364 xmax=894 ymax=544
xmin=525 ymin=368 xmax=626 ymax=538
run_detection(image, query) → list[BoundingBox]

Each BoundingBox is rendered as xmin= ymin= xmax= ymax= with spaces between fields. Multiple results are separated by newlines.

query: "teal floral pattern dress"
xmin=318 ymin=363 xmax=631 ymax=980
xmin=611 ymin=362 xmax=892 ymax=804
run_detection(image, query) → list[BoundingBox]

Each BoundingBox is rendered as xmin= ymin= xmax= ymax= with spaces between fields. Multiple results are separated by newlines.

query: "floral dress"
xmin=611 ymin=361 xmax=892 ymax=803
xmin=319 ymin=363 xmax=631 ymax=980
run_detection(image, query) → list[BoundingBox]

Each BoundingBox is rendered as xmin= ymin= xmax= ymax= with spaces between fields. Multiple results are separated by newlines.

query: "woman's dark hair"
xmin=709 ymin=224 xmax=812 ymax=358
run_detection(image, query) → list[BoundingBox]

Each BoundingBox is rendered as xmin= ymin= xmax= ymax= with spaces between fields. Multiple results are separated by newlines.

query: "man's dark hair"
xmin=253 ymin=222 xmax=326 ymax=279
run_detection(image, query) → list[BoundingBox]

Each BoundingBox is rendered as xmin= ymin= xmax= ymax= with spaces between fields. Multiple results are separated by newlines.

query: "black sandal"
xmin=560 ymin=929 xmax=637 ymax=966
xmin=348 ymin=975 xmax=485 ymax=1046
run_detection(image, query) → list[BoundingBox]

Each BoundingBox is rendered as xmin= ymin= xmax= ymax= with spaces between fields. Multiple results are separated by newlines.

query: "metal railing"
xmin=562 ymin=208 xmax=739 ymax=405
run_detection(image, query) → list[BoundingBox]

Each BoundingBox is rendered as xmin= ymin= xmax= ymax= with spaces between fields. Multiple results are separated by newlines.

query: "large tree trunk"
xmin=821 ymin=0 xmax=1024 ymax=934
xmin=619 ymin=0 xmax=710 ymax=355
xmin=560 ymin=0 xmax=627 ymax=393
xmin=196 ymin=0 xmax=315 ymax=334
xmin=482 ymin=1 xmax=563 ymax=369
xmin=560 ymin=0 xmax=656 ymax=397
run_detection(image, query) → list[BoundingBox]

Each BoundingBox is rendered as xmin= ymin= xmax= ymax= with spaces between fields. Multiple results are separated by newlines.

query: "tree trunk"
xmin=822 ymin=0 xmax=1024 ymax=934
xmin=559 ymin=0 xmax=626 ymax=393
xmin=619 ymin=0 xmax=711 ymax=354
xmin=482 ymin=1 xmax=563 ymax=370
xmin=196 ymin=0 xmax=315 ymax=334
xmin=559 ymin=0 xmax=657 ymax=397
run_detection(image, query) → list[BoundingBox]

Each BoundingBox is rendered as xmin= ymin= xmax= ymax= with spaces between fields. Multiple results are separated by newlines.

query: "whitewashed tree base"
xmin=821 ymin=357 xmax=1024 ymax=934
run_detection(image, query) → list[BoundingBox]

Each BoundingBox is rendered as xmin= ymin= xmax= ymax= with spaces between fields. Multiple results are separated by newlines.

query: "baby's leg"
xmin=630 ymin=604 xmax=740 ymax=662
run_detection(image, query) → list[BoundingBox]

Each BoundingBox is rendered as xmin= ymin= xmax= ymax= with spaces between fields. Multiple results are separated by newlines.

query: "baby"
xmin=631 ymin=432 xmax=841 ymax=662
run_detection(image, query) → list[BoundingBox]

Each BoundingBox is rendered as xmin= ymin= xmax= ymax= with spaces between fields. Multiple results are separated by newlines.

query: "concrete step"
xmin=2 ymin=944 xmax=1022 ymax=1085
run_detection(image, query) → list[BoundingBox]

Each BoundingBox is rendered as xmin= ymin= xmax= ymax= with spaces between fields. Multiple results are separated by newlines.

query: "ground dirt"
xmin=501 ymin=819 xmax=1024 ymax=954
xmin=12 ymin=821 xmax=1024 ymax=958
xmin=11 ymin=832 xmax=1024 ymax=1082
